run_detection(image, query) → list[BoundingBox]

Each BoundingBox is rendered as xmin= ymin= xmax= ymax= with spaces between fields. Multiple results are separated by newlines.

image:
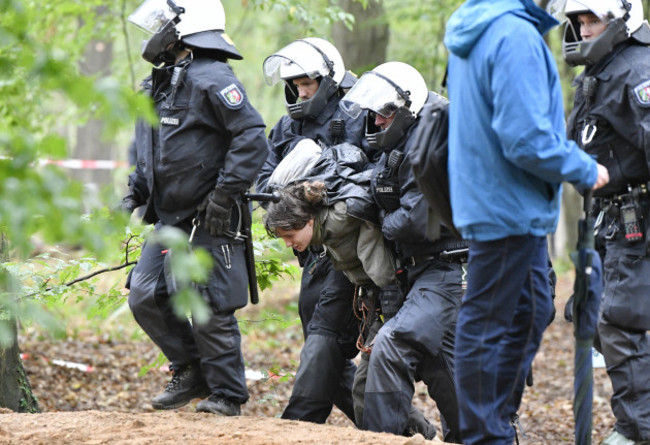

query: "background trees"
xmin=3 ymin=0 xmax=640 ymax=411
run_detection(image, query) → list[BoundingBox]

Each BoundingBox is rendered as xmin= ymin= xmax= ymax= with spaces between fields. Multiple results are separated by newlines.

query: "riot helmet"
xmin=340 ymin=61 xmax=428 ymax=152
xmin=128 ymin=0 xmax=242 ymax=65
xmin=562 ymin=0 xmax=650 ymax=66
xmin=263 ymin=38 xmax=346 ymax=120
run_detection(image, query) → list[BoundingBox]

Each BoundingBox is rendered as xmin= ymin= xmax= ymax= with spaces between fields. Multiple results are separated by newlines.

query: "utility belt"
xmin=400 ymin=240 xmax=469 ymax=267
xmin=597 ymin=182 xmax=650 ymax=204
xmin=594 ymin=183 xmax=650 ymax=244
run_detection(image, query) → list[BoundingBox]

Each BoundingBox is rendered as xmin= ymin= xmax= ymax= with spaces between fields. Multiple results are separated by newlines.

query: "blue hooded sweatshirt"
xmin=444 ymin=0 xmax=598 ymax=241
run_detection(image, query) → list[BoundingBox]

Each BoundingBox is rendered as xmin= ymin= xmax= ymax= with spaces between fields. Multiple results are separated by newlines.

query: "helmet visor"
xmin=339 ymin=72 xmax=406 ymax=119
xmin=564 ymin=0 xmax=620 ymax=23
xmin=263 ymin=40 xmax=331 ymax=86
xmin=546 ymin=0 xmax=568 ymax=21
xmin=128 ymin=0 xmax=178 ymax=34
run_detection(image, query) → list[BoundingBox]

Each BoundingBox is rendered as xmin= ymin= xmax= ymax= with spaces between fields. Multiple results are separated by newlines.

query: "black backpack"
xmin=408 ymin=93 xmax=461 ymax=238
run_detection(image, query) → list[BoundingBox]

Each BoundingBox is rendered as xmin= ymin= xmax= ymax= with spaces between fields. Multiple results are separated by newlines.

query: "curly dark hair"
xmin=264 ymin=181 xmax=328 ymax=237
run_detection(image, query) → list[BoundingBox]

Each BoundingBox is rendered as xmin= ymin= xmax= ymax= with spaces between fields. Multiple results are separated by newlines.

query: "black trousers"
xmin=362 ymin=259 xmax=463 ymax=443
xmin=597 ymin=227 xmax=650 ymax=441
xmin=281 ymin=253 xmax=358 ymax=423
xmin=127 ymin=221 xmax=249 ymax=403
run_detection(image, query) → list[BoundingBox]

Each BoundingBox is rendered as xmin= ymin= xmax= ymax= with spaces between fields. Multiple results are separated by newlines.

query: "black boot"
xmin=196 ymin=395 xmax=241 ymax=416
xmin=405 ymin=406 xmax=437 ymax=440
xmin=151 ymin=364 xmax=210 ymax=410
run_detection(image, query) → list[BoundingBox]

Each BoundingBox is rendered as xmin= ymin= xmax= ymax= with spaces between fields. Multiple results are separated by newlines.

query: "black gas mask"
xmin=366 ymin=107 xmax=416 ymax=152
xmin=141 ymin=16 xmax=182 ymax=65
xmin=562 ymin=16 xmax=628 ymax=66
xmin=284 ymin=75 xmax=338 ymax=120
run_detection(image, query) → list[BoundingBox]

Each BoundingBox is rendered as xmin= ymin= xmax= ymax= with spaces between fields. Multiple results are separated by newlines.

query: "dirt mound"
xmin=0 ymin=410 xmax=440 ymax=444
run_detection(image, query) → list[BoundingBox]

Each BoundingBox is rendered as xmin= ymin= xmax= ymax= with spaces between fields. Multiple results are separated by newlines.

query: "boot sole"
xmin=151 ymin=387 xmax=211 ymax=410
xmin=196 ymin=405 xmax=240 ymax=416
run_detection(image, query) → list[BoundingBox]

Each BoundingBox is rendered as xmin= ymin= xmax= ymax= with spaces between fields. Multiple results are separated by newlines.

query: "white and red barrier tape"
xmin=38 ymin=159 xmax=129 ymax=170
xmin=20 ymin=353 xmax=94 ymax=372
xmin=1 ymin=156 xmax=130 ymax=170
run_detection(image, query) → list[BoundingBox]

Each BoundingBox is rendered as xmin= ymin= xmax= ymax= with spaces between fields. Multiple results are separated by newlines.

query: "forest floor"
xmin=1 ymin=270 xmax=616 ymax=444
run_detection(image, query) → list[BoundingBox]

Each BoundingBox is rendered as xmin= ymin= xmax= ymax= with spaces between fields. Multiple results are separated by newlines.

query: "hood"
xmin=444 ymin=0 xmax=558 ymax=57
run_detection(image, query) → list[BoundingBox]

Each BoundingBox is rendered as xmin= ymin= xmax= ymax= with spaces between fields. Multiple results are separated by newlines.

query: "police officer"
xmin=340 ymin=62 xmax=466 ymax=443
xmin=122 ymin=0 xmax=268 ymax=416
xmin=564 ymin=1 xmax=650 ymax=443
xmin=256 ymin=37 xmax=369 ymax=424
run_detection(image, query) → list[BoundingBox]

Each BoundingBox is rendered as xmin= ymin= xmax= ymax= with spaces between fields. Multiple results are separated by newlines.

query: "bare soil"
xmin=2 ymin=273 xmax=616 ymax=444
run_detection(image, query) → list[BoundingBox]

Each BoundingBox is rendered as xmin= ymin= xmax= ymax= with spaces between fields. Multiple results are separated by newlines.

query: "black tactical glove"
xmin=121 ymin=176 xmax=147 ymax=215
xmin=198 ymin=187 xmax=233 ymax=237
xmin=121 ymin=189 xmax=142 ymax=215
xmin=379 ymin=282 xmax=405 ymax=321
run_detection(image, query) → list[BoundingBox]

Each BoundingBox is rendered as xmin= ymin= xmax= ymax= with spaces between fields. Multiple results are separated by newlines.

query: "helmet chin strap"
xmin=297 ymin=39 xmax=336 ymax=79
xmin=166 ymin=0 xmax=184 ymax=15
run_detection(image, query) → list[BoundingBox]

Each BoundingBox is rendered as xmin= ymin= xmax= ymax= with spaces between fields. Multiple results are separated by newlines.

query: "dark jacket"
xmin=127 ymin=56 xmax=269 ymax=225
xmin=371 ymin=93 xmax=466 ymax=259
xmin=567 ymin=42 xmax=650 ymax=196
xmin=255 ymin=92 xmax=374 ymax=194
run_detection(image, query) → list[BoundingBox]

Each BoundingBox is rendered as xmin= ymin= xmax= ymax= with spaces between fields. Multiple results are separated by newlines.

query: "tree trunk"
xmin=72 ymin=8 xmax=115 ymax=192
xmin=0 ymin=319 xmax=40 ymax=413
xmin=331 ymin=0 xmax=389 ymax=74
xmin=0 ymin=234 xmax=40 ymax=413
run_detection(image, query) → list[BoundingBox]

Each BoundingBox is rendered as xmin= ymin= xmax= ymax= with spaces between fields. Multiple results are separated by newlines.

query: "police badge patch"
xmin=633 ymin=79 xmax=650 ymax=107
xmin=219 ymin=83 xmax=245 ymax=109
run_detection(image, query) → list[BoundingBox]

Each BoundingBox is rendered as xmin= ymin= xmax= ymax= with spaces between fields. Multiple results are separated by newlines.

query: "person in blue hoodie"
xmin=444 ymin=0 xmax=610 ymax=443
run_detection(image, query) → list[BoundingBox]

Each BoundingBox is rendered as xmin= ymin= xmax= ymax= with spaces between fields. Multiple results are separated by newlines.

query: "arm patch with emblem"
xmin=633 ymin=79 xmax=650 ymax=107
xmin=218 ymin=83 xmax=245 ymax=109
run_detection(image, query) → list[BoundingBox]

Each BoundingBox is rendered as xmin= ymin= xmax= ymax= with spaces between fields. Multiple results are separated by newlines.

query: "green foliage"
xmin=251 ymin=361 xmax=298 ymax=407
xmin=0 ymin=0 xmax=154 ymax=258
xmin=242 ymin=0 xmax=356 ymax=32
xmin=252 ymin=223 xmax=299 ymax=292
xmin=238 ymin=306 xmax=300 ymax=337
xmin=17 ymin=365 xmax=39 ymax=413
xmin=138 ymin=351 xmax=168 ymax=378
xmin=384 ymin=0 xmax=461 ymax=90
xmin=0 ymin=235 xmax=140 ymax=340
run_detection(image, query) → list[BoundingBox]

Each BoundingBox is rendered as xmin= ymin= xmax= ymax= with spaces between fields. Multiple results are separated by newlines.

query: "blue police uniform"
xmin=356 ymin=93 xmax=466 ymax=443
xmin=567 ymin=40 xmax=650 ymax=442
xmin=125 ymin=55 xmax=268 ymax=407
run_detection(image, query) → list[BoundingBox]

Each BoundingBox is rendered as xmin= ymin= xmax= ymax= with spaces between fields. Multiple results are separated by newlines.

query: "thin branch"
xmin=62 ymin=260 xmax=137 ymax=288
xmin=11 ymin=236 xmax=141 ymax=302
xmin=61 ymin=235 xmax=140 ymax=288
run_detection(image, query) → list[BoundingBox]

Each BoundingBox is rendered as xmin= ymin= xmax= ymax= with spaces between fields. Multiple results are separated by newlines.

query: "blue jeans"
xmin=455 ymin=235 xmax=553 ymax=444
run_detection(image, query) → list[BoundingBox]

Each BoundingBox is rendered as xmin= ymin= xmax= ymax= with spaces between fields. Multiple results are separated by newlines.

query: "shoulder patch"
xmin=633 ymin=79 xmax=650 ymax=106
xmin=218 ymin=83 xmax=245 ymax=109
